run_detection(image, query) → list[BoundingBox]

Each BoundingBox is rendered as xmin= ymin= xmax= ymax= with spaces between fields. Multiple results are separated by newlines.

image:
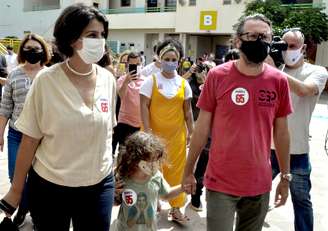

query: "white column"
xmin=159 ymin=32 xmax=165 ymax=41
xmin=179 ymin=33 xmax=188 ymax=58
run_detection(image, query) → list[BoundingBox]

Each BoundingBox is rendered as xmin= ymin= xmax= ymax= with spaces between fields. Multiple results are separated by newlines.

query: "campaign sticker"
xmin=231 ymin=87 xmax=249 ymax=106
xmin=97 ymin=98 xmax=109 ymax=113
xmin=122 ymin=189 xmax=137 ymax=207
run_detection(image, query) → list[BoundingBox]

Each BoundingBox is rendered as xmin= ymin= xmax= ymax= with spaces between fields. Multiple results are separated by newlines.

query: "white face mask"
xmin=77 ymin=37 xmax=105 ymax=64
xmin=138 ymin=160 xmax=160 ymax=176
xmin=282 ymin=46 xmax=303 ymax=66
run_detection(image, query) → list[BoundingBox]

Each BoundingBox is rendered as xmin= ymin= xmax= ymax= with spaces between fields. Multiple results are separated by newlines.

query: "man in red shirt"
xmin=182 ymin=14 xmax=293 ymax=231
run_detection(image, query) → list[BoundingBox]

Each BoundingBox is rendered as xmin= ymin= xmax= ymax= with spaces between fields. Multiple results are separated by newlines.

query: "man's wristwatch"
xmin=281 ymin=173 xmax=293 ymax=182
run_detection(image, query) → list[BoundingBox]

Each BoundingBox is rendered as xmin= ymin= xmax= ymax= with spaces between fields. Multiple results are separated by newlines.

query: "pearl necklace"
xmin=65 ymin=59 xmax=94 ymax=76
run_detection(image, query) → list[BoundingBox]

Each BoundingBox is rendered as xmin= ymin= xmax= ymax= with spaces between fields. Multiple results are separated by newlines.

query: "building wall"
xmin=107 ymin=12 xmax=176 ymax=29
xmin=108 ymin=28 xmax=175 ymax=52
xmin=175 ymin=0 xmax=246 ymax=34
xmin=0 ymin=0 xmax=98 ymax=39
xmin=315 ymin=0 xmax=328 ymax=67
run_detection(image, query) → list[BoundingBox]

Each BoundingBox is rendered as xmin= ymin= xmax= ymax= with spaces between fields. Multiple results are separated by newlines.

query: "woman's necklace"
xmin=66 ymin=59 xmax=93 ymax=76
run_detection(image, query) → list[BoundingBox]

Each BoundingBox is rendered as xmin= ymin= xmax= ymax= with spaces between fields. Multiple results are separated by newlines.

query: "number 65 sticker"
xmin=122 ymin=189 xmax=137 ymax=206
xmin=231 ymin=88 xmax=249 ymax=106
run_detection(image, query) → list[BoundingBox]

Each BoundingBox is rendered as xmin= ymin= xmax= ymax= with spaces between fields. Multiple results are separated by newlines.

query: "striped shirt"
xmin=0 ymin=67 xmax=33 ymax=130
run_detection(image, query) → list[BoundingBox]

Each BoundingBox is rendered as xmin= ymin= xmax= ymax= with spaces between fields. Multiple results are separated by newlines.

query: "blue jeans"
xmin=271 ymin=150 xmax=313 ymax=231
xmin=7 ymin=126 xmax=23 ymax=181
xmin=7 ymin=127 xmax=29 ymax=211
xmin=27 ymin=168 xmax=115 ymax=231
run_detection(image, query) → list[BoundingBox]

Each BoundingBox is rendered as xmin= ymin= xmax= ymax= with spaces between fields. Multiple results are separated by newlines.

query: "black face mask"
xmin=240 ymin=38 xmax=270 ymax=64
xmin=23 ymin=50 xmax=44 ymax=64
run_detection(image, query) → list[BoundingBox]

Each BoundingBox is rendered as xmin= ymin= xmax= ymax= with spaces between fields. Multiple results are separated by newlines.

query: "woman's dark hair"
xmin=46 ymin=40 xmax=66 ymax=67
xmin=97 ymin=45 xmax=111 ymax=67
xmin=17 ymin=33 xmax=51 ymax=66
xmin=116 ymin=132 xmax=166 ymax=179
xmin=53 ymin=3 xmax=109 ymax=57
xmin=156 ymin=38 xmax=184 ymax=60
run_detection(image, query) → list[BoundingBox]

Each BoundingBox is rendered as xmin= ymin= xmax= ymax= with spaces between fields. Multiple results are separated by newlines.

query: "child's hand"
xmin=115 ymin=178 xmax=125 ymax=194
xmin=114 ymin=175 xmax=125 ymax=205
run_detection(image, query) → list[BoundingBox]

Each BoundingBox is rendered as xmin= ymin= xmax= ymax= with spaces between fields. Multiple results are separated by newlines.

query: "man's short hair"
xmin=6 ymin=45 xmax=13 ymax=51
xmin=235 ymin=14 xmax=272 ymax=36
xmin=127 ymin=52 xmax=141 ymax=62
xmin=282 ymin=28 xmax=305 ymax=44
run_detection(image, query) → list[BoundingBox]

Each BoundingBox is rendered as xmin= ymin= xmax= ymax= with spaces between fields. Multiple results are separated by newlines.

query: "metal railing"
xmin=101 ymin=6 xmax=176 ymax=14
xmin=23 ymin=4 xmax=60 ymax=12
xmin=0 ymin=39 xmax=21 ymax=53
xmin=281 ymin=2 xmax=326 ymax=8
xmin=0 ymin=43 xmax=7 ymax=55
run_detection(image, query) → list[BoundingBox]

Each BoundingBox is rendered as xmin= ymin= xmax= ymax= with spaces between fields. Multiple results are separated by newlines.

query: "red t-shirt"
xmin=197 ymin=61 xmax=292 ymax=196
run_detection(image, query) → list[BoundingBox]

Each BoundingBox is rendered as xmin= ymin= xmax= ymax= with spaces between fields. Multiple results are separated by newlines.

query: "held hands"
xmin=182 ymin=174 xmax=197 ymax=195
xmin=114 ymin=174 xmax=125 ymax=205
xmin=274 ymin=180 xmax=289 ymax=208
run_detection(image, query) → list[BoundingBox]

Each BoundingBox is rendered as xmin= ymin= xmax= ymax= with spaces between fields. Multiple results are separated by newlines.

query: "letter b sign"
xmin=204 ymin=15 xmax=212 ymax=26
xmin=200 ymin=11 xmax=217 ymax=31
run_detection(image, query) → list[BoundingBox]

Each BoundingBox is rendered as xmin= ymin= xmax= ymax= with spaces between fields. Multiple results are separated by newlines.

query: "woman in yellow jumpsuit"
xmin=140 ymin=39 xmax=194 ymax=223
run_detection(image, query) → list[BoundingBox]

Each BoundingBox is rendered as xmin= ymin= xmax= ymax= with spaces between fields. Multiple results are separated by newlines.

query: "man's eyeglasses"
xmin=239 ymin=32 xmax=272 ymax=43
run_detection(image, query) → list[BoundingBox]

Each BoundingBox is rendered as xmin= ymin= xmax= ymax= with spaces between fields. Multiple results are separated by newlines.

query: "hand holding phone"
xmin=128 ymin=64 xmax=139 ymax=80
xmin=128 ymin=64 xmax=137 ymax=74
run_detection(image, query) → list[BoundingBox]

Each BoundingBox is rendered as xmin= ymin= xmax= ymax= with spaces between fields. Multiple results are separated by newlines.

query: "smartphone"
xmin=128 ymin=64 xmax=138 ymax=74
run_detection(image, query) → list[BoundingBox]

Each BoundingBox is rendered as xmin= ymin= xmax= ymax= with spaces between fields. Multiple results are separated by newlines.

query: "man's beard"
xmin=242 ymin=53 xmax=264 ymax=67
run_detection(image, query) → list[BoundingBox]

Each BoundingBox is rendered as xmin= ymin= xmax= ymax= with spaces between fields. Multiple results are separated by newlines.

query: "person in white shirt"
xmin=5 ymin=46 xmax=18 ymax=73
xmin=271 ymin=28 xmax=328 ymax=231
xmin=140 ymin=44 xmax=161 ymax=77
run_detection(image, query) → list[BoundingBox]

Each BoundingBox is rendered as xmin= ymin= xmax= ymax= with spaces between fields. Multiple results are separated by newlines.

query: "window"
xmin=223 ymin=0 xmax=232 ymax=4
xmin=121 ymin=0 xmax=131 ymax=7
xmin=24 ymin=0 xmax=60 ymax=11
xmin=147 ymin=0 xmax=158 ymax=7
xmin=189 ymin=0 xmax=196 ymax=6
xmin=165 ymin=0 xmax=177 ymax=7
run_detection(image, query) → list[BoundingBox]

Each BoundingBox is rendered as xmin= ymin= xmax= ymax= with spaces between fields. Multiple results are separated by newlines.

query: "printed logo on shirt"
xmin=122 ymin=189 xmax=137 ymax=207
xmin=231 ymin=88 xmax=249 ymax=106
xmin=98 ymin=98 xmax=109 ymax=113
xmin=258 ymin=90 xmax=277 ymax=107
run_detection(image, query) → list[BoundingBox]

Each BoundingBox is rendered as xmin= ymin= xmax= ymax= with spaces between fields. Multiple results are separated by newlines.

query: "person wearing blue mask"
xmin=1 ymin=4 xmax=116 ymax=231
xmin=140 ymin=39 xmax=194 ymax=224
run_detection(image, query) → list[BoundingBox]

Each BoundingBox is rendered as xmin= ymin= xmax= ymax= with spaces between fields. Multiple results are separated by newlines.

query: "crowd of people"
xmin=0 ymin=3 xmax=327 ymax=231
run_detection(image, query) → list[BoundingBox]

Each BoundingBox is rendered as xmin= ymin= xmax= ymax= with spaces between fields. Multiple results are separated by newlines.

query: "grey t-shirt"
xmin=117 ymin=171 xmax=170 ymax=231
xmin=283 ymin=62 xmax=328 ymax=154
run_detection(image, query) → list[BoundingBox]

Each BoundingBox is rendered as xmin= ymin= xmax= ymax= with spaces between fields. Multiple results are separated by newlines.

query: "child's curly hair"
xmin=116 ymin=131 xmax=166 ymax=179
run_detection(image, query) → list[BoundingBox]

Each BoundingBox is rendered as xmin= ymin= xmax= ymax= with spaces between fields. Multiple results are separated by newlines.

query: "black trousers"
xmin=191 ymin=137 xmax=211 ymax=204
xmin=112 ymin=122 xmax=140 ymax=155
